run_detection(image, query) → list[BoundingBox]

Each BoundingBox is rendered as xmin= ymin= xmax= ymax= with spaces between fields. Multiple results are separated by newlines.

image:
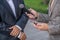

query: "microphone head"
xmin=19 ymin=4 xmax=24 ymax=8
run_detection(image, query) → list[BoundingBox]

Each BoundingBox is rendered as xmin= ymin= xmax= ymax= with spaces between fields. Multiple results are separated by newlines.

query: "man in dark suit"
xmin=0 ymin=0 xmax=28 ymax=40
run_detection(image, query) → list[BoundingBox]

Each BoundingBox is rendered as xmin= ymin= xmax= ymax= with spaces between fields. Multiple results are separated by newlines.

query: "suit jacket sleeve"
xmin=48 ymin=2 xmax=60 ymax=35
xmin=36 ymin=13 xmax=49 ymax=23
xmin=16 ymin=13 xmax=28 ymax=30
xmin=16 ymin=0 xmax=28 ymax=30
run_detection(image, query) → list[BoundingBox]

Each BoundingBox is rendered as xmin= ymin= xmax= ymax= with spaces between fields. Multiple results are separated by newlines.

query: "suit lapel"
xmin=2 ymin=0 xmax=17 ymax=19
xmin=49 ymin=0 xmax=57 ymax=17
xmin=13 ymin=0 xmax=18 ymax=14
xmin=13 ymin=0 xmax=20 ymax=19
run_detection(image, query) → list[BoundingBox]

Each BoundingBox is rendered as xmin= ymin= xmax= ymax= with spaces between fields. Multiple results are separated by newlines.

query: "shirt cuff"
xmin=15 ymin=25 xmax=22 ymax=30
xmin=18 ymin=32 xmax=21 ymax=38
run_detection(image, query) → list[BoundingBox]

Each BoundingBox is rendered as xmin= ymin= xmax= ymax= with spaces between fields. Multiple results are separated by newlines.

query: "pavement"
xmin=24 ymin=20 xmax=49 ymax=40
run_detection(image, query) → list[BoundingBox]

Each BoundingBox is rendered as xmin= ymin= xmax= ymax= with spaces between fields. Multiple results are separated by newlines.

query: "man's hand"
xmin=19 ymin=32 xmax=26 ymax=40
xmin=9 ymin=25 xmax=20 ymax=37
xmin=26 ymin=8 xmax=38 ymax=19
xmin=33 ymin=22 xmax=48 ymax=31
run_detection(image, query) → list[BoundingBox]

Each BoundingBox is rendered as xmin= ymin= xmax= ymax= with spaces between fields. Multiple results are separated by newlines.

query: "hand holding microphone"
xmin=19 ymin=4 xmax=38 ymax=19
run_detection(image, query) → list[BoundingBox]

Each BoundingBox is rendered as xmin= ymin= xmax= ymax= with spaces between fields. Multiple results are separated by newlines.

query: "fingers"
xmin=28 ymin=8 xmax=32 ymax=12
xmin=9 ymin=27 xmax=14 ymax=36
xmin=33 ymin=23 xmax=43 ymax=30
xmin=33 ymin=22 xmax=48 ymax=30
xmin=9 ymin=26 xmax=20 ymax=37
xmin=20 ymin=32 xmax=26 ymax=40
xmin=29 ymin=8 xmax=38 ymax=18
xmin=25 ymin=8 xmax=38 ymax=19
xmin=10 ymin=29 xmax=19 ymax=37
xmin=25 ymin=12 xmax=35 ymax=19
xmin=28 ymin=8 xmax=34 ymax=12
xmin=34 ymin=22 xmax=42 ymax=27
xmin=10 ymin=29 xmax=15 ymax=36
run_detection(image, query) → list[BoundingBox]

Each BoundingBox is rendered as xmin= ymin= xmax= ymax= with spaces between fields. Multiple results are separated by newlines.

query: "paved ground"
xmin=24 ymin=20 xmax=49 ymax=40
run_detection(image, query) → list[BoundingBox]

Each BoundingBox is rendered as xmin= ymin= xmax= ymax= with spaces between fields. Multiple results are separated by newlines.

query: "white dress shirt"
xmin=6 ymin=0 xmax=22 ymax=38
xmin=6 ymin=0 xmax=16 ymax=17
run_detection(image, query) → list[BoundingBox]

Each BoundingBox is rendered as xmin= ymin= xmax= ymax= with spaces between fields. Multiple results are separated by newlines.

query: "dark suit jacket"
xmin=0 ymin=0 xmax=28 ymax=31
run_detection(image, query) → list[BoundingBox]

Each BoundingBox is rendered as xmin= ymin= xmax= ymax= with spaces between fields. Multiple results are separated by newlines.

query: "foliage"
xmin=24 ymin=0 xmax=49 ymax=14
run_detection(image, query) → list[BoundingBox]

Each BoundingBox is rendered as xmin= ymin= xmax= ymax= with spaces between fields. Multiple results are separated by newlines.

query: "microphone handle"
xmin=24 ymin=8 xmax=35 ymax=16
xmin=24 ymin=8 xmax=37 ymax=19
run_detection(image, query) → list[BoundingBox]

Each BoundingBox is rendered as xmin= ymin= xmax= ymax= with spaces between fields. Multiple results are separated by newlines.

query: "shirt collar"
xmin=6 ymin=0 xmax=12 ymax=2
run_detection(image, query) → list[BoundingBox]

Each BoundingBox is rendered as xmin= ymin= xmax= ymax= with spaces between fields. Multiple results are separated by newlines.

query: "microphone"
xmin=19 ymin=4 xmax=37 ymax=19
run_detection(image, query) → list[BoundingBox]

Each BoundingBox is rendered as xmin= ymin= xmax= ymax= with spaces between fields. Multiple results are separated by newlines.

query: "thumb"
xmin=25 ymin=12 xmax=27 ymax=14
xmin=9 ymin=27 xmax=13 ymax=29
xmin=25 ymin=12 xmax=30 ymax=16
xmin=28 ymin=8 xmax=32 ymax=11
xmin=29 ymin=8 xmax=32 ymax=10
xmin=37 ymin=23 xmax=42 ymax=26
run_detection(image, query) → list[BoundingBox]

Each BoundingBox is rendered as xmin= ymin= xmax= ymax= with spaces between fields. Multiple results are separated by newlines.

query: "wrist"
xmin=18 ymin=32 xmax=22 ymax=38
xmin=15 ymin=25 xmax=22 ymax=30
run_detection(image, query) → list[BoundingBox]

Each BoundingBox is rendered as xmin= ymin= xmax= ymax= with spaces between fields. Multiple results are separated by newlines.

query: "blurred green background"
xmin=24 ymin=0 xmax=49 ymax=14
